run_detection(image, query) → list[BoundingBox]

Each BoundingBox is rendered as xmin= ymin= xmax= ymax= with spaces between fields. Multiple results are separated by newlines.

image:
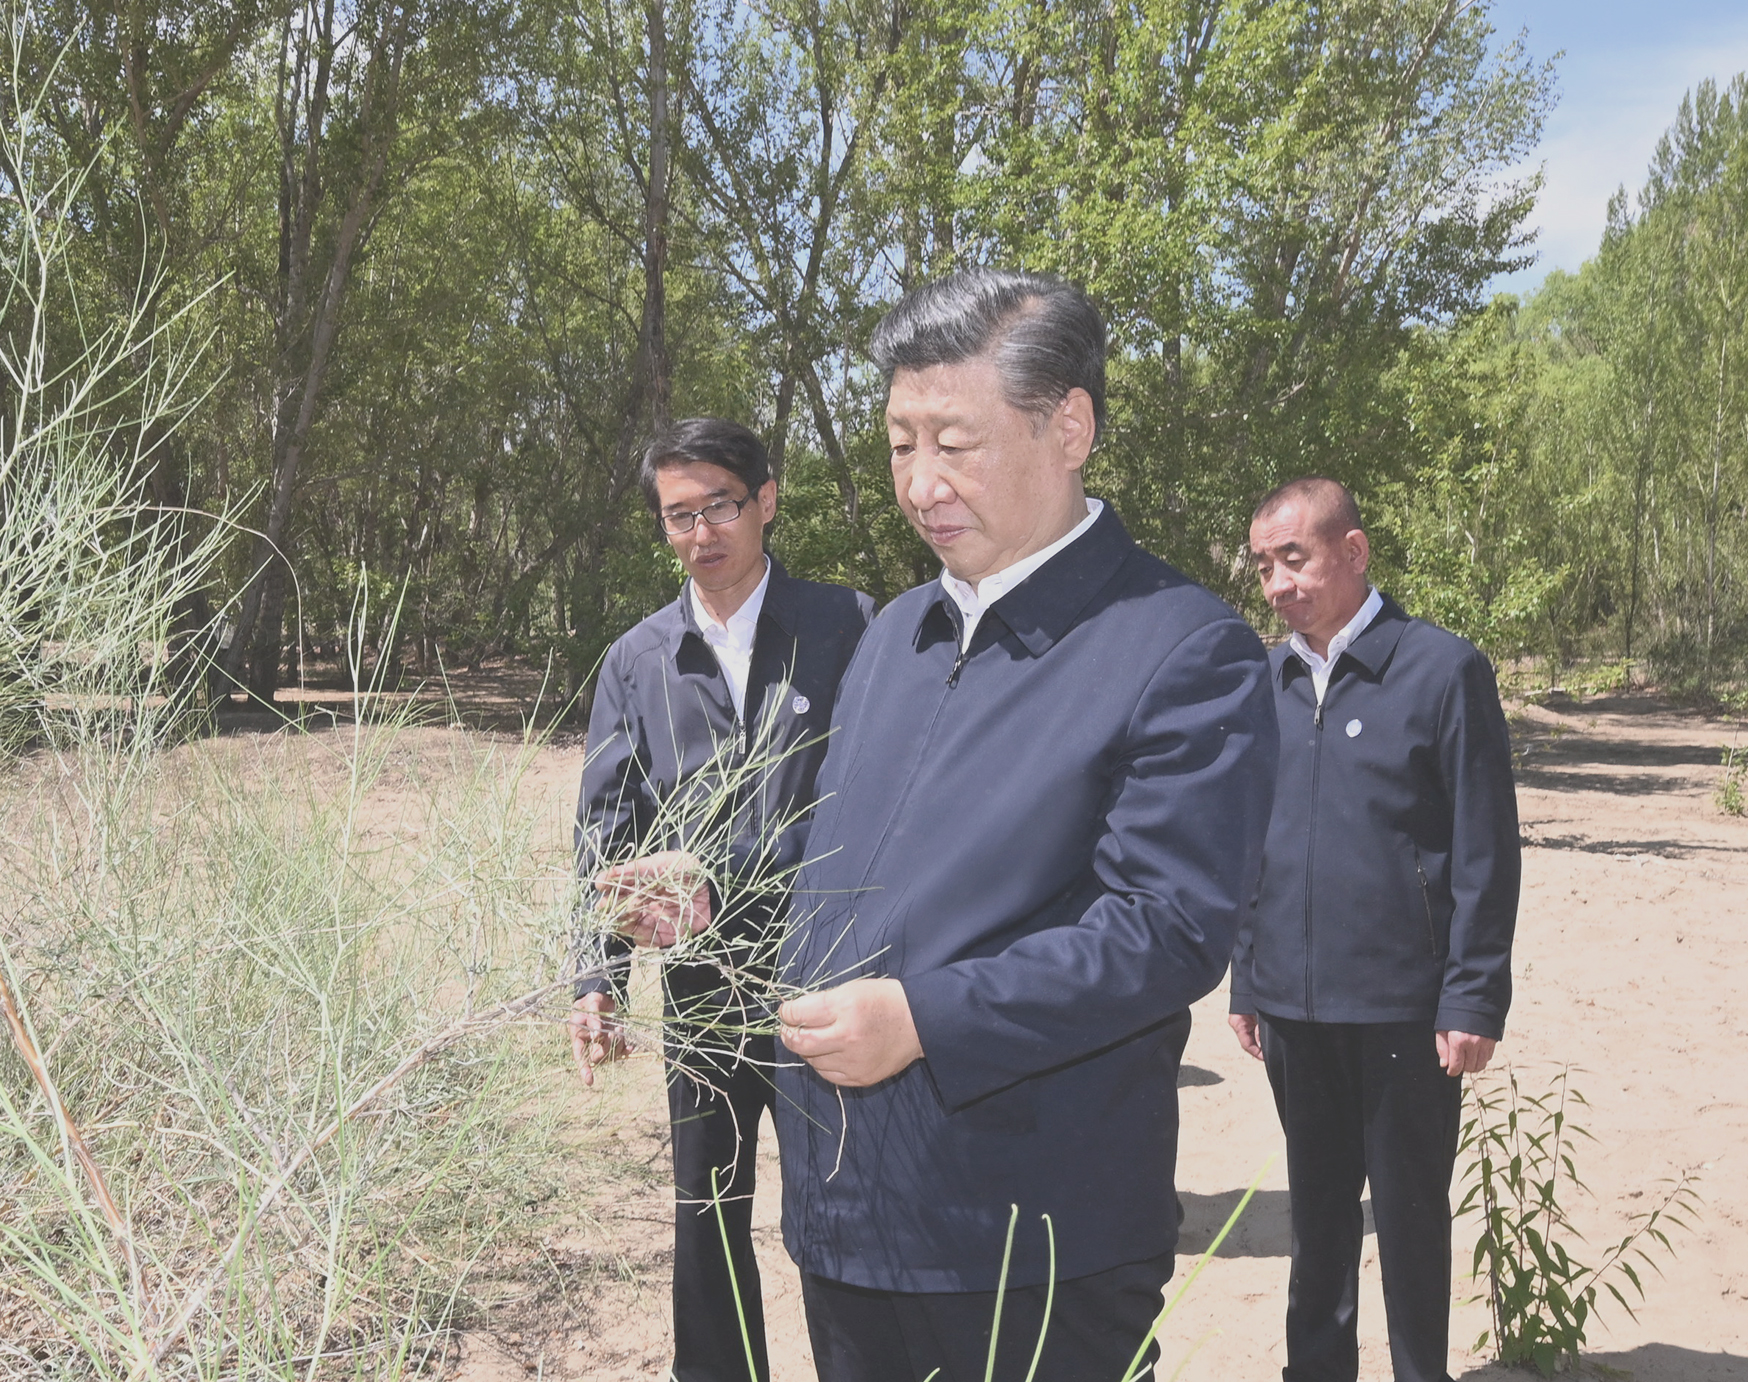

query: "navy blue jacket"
xmin=575 ymin=558 xmax=874 ymax=1003
xmin=1229 ymin=595 xmax=1520 ymax=1038
xmin=775 ymin=505 xmax=1279 ymax=1293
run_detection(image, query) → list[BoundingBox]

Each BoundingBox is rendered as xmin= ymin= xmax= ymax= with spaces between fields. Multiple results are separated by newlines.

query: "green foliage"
xmin=1371 ymin=303 xmax=1567 ymax=663
xmin=8 ymin=0 xmax=1744 ymax=691
xmin=1478 ymin=75 xmax=1748 ymax=689
xmin=4 ymin=0 xmax=1567 ymax=689
xmin=1717 ymin=739 xmax=1746 ymax=815
xmin=1457 ymin=1068 xmax=1702 ymax=1376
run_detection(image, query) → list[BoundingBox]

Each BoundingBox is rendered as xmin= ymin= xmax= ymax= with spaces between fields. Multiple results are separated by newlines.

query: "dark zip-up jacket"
xmin=774 ymin=505 xmax=1278 ymax=1293
xmin=575 ymin=558 xmax=874 ymax=1005
xmin=1229 ymin=595 xmax=1520 ymax=1038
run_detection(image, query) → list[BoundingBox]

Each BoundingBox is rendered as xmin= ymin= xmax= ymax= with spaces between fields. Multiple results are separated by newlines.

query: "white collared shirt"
xmin=1290 ymin=586 xmax=1383 ymax=705
xmin=689 ymin=556 xmax=771 ymax=718
xmin=940 ymin=499 xmax=1105 ymax=651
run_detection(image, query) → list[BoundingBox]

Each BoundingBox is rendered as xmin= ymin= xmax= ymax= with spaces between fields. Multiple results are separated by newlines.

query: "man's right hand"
xmin=1229 ymin=1012 xmax=1264 ymax=1062
xmin=570 ymin=992 xmax=629 ymax=1086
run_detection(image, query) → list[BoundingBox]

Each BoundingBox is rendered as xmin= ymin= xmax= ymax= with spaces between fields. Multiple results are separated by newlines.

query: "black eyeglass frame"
xmin=657 ymin=491 xmax=756 ymax=535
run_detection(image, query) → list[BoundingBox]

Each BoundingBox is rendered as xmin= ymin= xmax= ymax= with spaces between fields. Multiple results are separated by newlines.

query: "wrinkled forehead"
xmin=885 ymin=355 xmax=1011 ymax=425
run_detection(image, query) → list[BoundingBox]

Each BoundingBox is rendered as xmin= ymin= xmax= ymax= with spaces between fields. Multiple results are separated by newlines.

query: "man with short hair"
xmin=571 ymin=418 xmax=872 ymax=1382
xmin=1231 ymin=476 xmax=1521 ymax=1382
xmin=772 ymin=269 xmax=1280 ymax=1382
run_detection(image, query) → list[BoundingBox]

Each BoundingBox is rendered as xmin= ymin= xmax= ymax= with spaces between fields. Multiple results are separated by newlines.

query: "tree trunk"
xmin=588 ymin=0 xmax=673 ymax=552
xmin=513 ymin=0 xmax=675 ymax=695
xmin=1705 ymin=327 xmax=1728 ymax=677
xmin=226 ymin=0 xmax=410 ymax=703
xmin=642 ymin=0 xmax=673 ymax=434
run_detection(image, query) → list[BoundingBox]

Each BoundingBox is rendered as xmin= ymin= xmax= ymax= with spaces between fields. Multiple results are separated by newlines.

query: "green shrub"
xmin=1457 ymin=1068 xmax=1700 ymax=1376
xmin=1717 ymin=741 xmax=1746 ymax=816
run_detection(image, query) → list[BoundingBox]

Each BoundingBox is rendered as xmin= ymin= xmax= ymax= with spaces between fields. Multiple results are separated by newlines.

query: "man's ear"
xmin=1346 ymin=528 xmax=1371 ymax=575
xmin=1055 ymin=388 xmax=1097 ymax=471
xmin=757 ymin=478 xmax=779 ymax=525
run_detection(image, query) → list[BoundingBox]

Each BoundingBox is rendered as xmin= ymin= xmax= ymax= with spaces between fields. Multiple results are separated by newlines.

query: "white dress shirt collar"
xmin=1290 ymin=585 xmax=1383 ymax=705
xmin=688 ymin=556 xmax=771 ymax=718
xmin=940 ymin=499 xmax=1105 ymax=651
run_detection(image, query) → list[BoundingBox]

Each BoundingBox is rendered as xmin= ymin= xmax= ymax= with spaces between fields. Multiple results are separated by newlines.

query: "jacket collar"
xmin=912 ymin=501 xmax=1134 ymax=657
xmin=662 ymin=553 xmax=795 ymax=655
xmin=1277 ymin=592 xmax=1411 ymax=687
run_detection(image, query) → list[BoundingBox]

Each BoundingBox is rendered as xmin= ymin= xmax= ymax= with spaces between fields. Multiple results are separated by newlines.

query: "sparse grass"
xmin=0 ymin=709 xmax=588 ymax=1378
xmin=1496 ymin=658 xmax=1637 ymax=705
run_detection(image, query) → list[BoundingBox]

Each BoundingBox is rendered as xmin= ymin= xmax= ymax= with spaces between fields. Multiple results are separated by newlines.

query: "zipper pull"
xmin=1314 ymin=701 xmax=1324 ymax=729
xmin=946 ymin=646 xmax=969 ymax=687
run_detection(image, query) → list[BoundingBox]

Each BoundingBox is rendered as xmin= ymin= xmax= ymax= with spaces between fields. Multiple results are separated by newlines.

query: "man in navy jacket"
xmin=1230 ymin=477 xmax=1520 ymax=1382
xmin=572 ymin=418 xmax=872 ymax=1382
xmin=772 ymin=270 xmax=1279 ymax=1381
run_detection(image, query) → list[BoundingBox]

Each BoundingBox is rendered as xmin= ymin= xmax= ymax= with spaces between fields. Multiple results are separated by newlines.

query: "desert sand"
xmin=460 ymin=690 xmax=1747 ymax=1382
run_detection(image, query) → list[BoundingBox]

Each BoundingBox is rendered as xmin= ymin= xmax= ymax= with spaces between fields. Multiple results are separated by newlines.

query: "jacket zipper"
xmin=1304 ymin=694 xmax=1324 ymax=1020
xmin=1415 ymin=848 xmax=1438 ymax=955
xmin=848 ymin=680 xmax=954 ymax=897
xmin=855 ymin=623 xmax=963 ymax=920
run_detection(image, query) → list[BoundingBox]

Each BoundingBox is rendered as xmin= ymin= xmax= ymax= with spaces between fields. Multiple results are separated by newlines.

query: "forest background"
xmin=5 ymin=0 xmax=1746 ymax=707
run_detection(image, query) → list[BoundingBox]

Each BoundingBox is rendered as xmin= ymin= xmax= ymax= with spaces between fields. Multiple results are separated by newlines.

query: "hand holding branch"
xmin=593 ymin=849 xmax=712 ymax=948
xmin=778 ymin=978 xmax=923 ymax=1088
xmin=570 ymin=992 xmax=630 ymax=1086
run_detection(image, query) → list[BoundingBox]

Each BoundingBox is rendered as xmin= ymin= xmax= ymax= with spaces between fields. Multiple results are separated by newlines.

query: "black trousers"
xmin=1259 ymin=1016 xmax=1463 ymax=1382
xmin=668 ymin=1031 xmax=776 ymax=1382
xmin=801 ymin=1252 xmax=1175 ymax=1382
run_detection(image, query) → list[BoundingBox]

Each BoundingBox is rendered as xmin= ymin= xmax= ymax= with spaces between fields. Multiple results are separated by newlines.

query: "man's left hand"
xmin=1436 ymin=1029 xmax=1496 ymax=1077
xmin=778 ymin=978 xmax=923 ymax=1087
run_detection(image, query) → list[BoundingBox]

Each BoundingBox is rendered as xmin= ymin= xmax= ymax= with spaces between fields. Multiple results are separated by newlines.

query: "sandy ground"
xmin=443 ymin=690 xmax=1748 ymax=1382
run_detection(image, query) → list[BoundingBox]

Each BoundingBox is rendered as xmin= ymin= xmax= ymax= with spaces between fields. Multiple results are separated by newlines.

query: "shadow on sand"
xmin=1457 ymin=1342 xmax=1747 ymax=1380
xmin=1175 ymin=1190 xmax=1380 ymax=1259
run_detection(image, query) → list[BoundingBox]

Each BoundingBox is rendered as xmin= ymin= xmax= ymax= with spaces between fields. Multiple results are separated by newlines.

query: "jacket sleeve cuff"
xmin=572 ymin=934 xmax=633 ymax=1004
xmin=898 ymin=969 xmax=1028 ymax=1111
xmin=1432 ymin=1002 xmax=1505 ymax=1041
xmin=1227 ymin=947 xmax=1255 ymax=1013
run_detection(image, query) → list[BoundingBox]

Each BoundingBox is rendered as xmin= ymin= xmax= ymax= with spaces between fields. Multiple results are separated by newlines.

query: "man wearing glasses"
xmin=571 ymin=418 xmax=873 ymax=1382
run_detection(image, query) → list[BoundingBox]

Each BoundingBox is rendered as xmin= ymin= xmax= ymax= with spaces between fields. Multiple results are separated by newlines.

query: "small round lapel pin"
xmin=1345 ymin=718 xmax=1363 ymax=738
xmin=792 ymin=693 xmax=811 ymax=715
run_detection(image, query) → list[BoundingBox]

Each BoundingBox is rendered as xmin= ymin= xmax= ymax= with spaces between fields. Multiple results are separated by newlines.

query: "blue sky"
xmin=1484 ymin=0 xmax=1748 ymax=295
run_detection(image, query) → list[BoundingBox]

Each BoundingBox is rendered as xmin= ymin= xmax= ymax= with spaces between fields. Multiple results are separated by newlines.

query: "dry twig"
xmin=0 ymin=950 xmax=153 ymax=1338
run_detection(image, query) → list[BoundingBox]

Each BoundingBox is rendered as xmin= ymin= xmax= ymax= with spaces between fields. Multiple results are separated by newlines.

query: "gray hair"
xmin=869 ymin=268 xmax=1107 ymax=439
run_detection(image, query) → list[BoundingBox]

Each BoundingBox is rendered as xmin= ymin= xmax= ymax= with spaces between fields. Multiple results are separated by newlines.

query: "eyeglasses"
xmin=658 ymin=492 xmax=754 ymax=535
